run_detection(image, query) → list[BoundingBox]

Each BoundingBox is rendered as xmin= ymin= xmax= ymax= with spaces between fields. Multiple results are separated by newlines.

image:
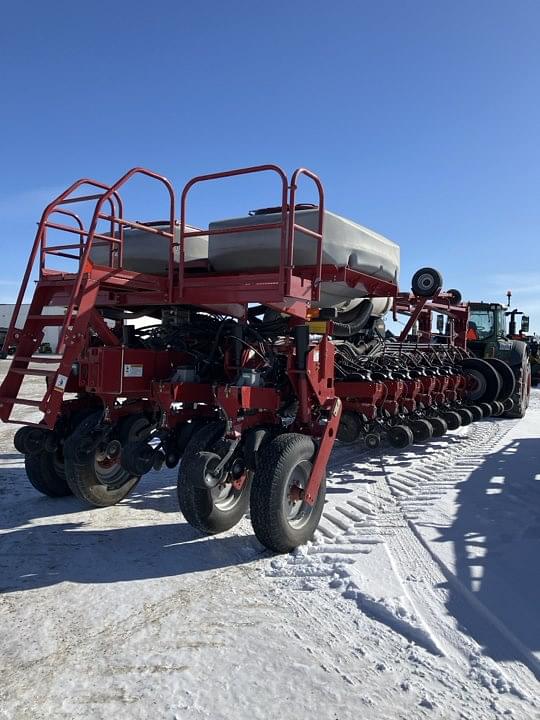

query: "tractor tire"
xmin=410 ymin=419 xmax=433 ymax=443
xmin=64 ymin=412 xmax=145 ymax=507
xmin=485 ymin=358 xmax=516 ymax=401
xmin=24 ymin=449 xmax=71 ymax=498
xmin=250 ymin=433 xmax=325 ymax=553
xmin=504 ymin=358 xmax=531 ymax=419
xmin=411 ymin=267 xmax=443 ymax=298
xmin=178 ymin=421 xmax=250 ymax=535
xmin=430 ymin=417 xmax=448 ymax=437
xmin=387 ymin=424 xmax=414 ymax=449
xmin=441 ymin=411 xmax=461 ymax=430
xmin=460 ymin=358 xmax=502 ymax=403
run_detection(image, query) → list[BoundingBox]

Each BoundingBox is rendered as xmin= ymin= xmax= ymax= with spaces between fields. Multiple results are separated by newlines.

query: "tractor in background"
xmin=466 ymin=292 xmax=531 ymax=417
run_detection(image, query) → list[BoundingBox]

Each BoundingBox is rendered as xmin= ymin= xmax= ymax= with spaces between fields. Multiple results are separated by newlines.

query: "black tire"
xmin=430 ymin=416 xmax=448 ymax=437
xmin=64 ymin=412 xmax=143 ymax=507
xmin=365 ymin=433 xmax=381 ymax=449
xmin=505 ymin=360 xmax=531 ymax=419
xmin=178 ymin=421 xmax=250 ymax=535
xmin=468 ymin=405 xmax=483 ymax=422
xmin=485 ymin=359 xmax=516 ymax=401
xmin=250 ymin=433 xmax=325 ymax=553
xmin=337 ymin=411 xmax=363 ymax=444
xmin=387 ymin=424 xmax=414 ymax=449
xmin=441 ymin=411 xmax=461 ymax=431
xmin=491 ymin=400 xmax=504 ymax=417
xmin=460 ymin=358 xmax=502 ymax=403
xmin=457 ymin=408 xmax=474 ymax=426
xmin=24 ymin=449 xmax=71 ymax=497
xmin=411 ymin=267 xmax=443 ymax=298
xmin=410 ymin=419 xmax=433 ymax=443
xmin=447 ymin=288 xmax=462 ymax=305
xmin=479 ymin=402 xmax=492 ymax=418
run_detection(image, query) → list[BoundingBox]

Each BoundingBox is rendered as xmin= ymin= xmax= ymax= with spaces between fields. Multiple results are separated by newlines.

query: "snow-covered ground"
xmin=0 ymin=358 xmax=538 ymax=720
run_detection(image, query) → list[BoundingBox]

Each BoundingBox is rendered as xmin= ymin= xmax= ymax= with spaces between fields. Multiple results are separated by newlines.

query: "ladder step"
xmin=0 ymin=397 xmax=42 ymax=407
xmin=27 ymin=315 xmax=71 ymax=325
xmin=10 ymin=367 xmax=56 ymax=377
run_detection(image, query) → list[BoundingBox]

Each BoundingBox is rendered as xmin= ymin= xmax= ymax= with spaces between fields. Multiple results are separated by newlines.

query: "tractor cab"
xmin=467 ymin=303 xmax=507 ymax=353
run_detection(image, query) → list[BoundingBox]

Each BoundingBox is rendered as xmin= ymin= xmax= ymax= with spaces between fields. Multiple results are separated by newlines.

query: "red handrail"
xmin=57 ymin=167 xmax=175 ymax=351
xmin=3 ymin=178 xmax=122 ymax=353
xmin=179 ymin=164 xmax=326 ymax=303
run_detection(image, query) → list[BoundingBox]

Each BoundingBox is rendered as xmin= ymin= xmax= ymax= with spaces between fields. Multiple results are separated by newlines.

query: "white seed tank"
xmin=90 ymin=224 xmax=208 ymax=276
xmin=208 ymin=208 xmax=399 ymax=315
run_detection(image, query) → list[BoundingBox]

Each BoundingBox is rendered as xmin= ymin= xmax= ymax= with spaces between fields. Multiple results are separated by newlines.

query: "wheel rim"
xmin=210 ymin=473 xmax=248 ymax=511
xmin=417 ymin=273 xmax=436 ymax=293
xmin=93 ymin=452 xmax=132 ymax=488
xmin=281 ymin=459 xmax=315 ymax=530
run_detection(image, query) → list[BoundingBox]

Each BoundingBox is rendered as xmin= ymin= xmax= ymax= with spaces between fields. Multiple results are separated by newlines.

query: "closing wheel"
xmin=64 ymin=412 xmax=151 ymax=507
xmin=337 ymin=411 xmax=363 ymax=445
xmin=387 ymin=424 xmax=414 ymax=449
xmin=457 ymin=408 xmax=474 ymax=426
xmin=430 ymin=417 xmax=448 ymax=437
xmin=479 ymin=402 xmax=492 ymax=418
xmin=460 ymin=358 xmax=502 ymax=403
xmin=467 ymin=405 xmax=483 ymax=422
xmin=411 ymin=267 xmax=443 ymax=297
xmin=441 ymin=411 xmax=461 ymax=430
xmin=364 ymin=433 xmax=381 ymax=449
xmin=491 ymin=400 xmax=505 ymax=417
xmin=410 ymin=419 xmax=433 ymax=443
xmin=178 ymin=421 xmax=250 ymax=535
xmin=250 ymin=433 xmax=325 ymax=553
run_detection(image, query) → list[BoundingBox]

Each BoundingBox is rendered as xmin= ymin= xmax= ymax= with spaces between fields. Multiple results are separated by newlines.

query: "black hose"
xmin=331 ymin=300 xmax=374 ymax=338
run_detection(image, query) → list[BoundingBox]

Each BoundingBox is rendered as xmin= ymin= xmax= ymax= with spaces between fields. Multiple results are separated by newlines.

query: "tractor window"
xmin=468 ymin=309 xmax=496 ymax=340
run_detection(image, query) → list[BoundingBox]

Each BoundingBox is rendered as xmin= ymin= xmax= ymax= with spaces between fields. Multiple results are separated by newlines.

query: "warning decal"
xmin=124 ymin=364 xmax=144 ymax=378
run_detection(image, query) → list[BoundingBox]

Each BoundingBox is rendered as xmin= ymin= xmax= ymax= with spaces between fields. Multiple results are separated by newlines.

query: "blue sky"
xmin=1 ymin=1 xmax=539 ymax=331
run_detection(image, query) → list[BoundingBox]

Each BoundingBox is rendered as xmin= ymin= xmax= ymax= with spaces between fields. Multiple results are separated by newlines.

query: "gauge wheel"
xmin=178 ymin=421 xmax=251 ymax=535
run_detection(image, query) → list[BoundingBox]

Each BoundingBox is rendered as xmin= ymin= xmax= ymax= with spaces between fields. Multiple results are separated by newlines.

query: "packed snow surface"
xmin=0 ymin=360 xmax=539 ymax=719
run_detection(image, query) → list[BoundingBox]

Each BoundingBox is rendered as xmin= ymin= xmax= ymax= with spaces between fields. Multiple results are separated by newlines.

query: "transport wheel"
xmin=178 ymin=421 xmax=250 ymax=535
xmin=64 ymin=412 xmax=149 ymax=507
xmin=447 ymin=288 xmax=462 ymax=305
xmin=411 ymin=267 xmax=443 ymax=297
xmin=387 ymin=424 xmax=414 ymax=449
xmin=479 ymin=402 xmax=492 ymax=418
xmin=364 ymin=433 xmax=381 ymax=449
xmin=24 ymin=447 xmax=70 ymax=498
xmin=250 ymin=433 xmax=325 ymax=553
xmin=456 ymin=408 xmax=474 ymax=426
xmin=430 ymin=417 xmax=448 ymax=437
xmin=441 ymin=411 xmax=461 ymax=431
xmin=467 ymin=405 xmax=483 ymax=422
xmin=460 ymin=358 xmax=502 ymax=403
xmin=337 ymin=411 xmax=362 ymax=445
xmin=410 ymin=419 xmax=433 ymax=443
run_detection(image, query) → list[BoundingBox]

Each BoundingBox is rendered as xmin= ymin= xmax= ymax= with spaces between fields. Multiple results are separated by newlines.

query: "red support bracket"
xmin=303 ymin=397 xmax=342 ymax=506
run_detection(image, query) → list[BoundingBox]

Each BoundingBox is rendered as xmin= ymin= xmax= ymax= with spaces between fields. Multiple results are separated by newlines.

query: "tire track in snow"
xmin=265 ymin=418 xmax=539 ymax=700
